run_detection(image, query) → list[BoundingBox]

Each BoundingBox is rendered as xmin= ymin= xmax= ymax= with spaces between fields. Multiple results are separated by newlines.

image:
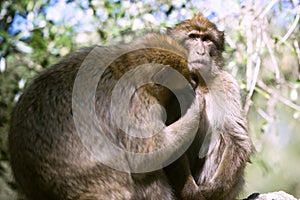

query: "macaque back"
xmin=9 ymin=33 xmax=204 ymax=200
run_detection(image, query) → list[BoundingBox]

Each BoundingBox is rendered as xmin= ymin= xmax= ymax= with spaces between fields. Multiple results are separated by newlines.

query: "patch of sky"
xmin=160 ymin=4 xmax=169 ymax=12
xmin=8 ymin=13 xmax=32 ymax=38
xmin=142 ymin=13 xmax=158 ymax=25
xmin=153 ymin=11 xmax=167 ymax=25
xmin=121 ymin=1 xmax=139 ymax=17
xmin=109 ymin=0 xmax=120 ymax=3
xmin=45 ymin=0 xmax=95 ymax=32
xmin=7 ymin=0 xmax=295 ymax=40
xmin=96 ymin=8 xmax=109 ymax=22
xmin=79 ymin=0 xmax=90 ymax=9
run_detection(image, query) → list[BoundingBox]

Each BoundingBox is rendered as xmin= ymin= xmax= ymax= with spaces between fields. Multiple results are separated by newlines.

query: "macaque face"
xmin=168 ymin=14 xmax=225 ymax=76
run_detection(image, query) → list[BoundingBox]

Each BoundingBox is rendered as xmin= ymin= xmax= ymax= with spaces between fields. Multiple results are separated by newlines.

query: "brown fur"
xmin=9 ymin=14 xmax=253 ymax=200
xmin=165 ymin=13 xmax=253 ymax=200
xmin=9 ymin=33 xmax=205 ymax=200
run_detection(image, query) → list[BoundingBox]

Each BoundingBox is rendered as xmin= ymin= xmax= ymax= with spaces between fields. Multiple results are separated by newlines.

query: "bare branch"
xmin=244 ymin=55 xmax=261 ymax=113
xmin=294 ymin=40 xmax=300 ymax=68
xmin=262 ymin=30 xmax=281 ymax=82
xmin=258 ymin=0 xmax=279 ymax=19
xmin=258 ymin=81 xmax=300 ymax=111
xmin=278 ymin=7 xmax=300 ymax=45
xmin=257 ymin=108 xmax=273 ymax=123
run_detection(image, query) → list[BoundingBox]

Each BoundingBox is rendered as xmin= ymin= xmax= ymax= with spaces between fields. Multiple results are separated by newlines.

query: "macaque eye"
xmin=202 ymin=35 xmax=212 ymax=43
xmin=188 ymin=33 xmax=200 ymax=39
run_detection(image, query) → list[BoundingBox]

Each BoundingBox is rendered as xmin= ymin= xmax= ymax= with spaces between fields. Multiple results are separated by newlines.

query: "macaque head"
xmin=168 ymin=13 xmax=225 ymax=76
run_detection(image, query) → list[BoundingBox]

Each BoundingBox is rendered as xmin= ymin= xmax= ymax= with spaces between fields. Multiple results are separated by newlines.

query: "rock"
xmin=245 ymin=191 xmax=299 ymax=200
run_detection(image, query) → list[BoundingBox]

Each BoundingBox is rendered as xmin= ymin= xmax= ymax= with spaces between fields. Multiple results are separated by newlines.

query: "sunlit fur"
xmin=9 ymin=32 xmax=203 ymax=200
xmin=168 ymin=13 xmax=225 ymax=52
xmin=8 ymin=13 xmax=253 ymax=200
xmin=166 ymin=13 xmax=253 ymax=200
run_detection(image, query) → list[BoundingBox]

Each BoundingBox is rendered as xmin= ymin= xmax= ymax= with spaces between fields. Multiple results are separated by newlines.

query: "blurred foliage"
xmin=0 ymin=0 xmax=299 ymax=199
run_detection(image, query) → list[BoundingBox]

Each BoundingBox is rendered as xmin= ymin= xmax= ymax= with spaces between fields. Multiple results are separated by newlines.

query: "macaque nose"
xmin=197 ymin=43 xmax=206 ymax=55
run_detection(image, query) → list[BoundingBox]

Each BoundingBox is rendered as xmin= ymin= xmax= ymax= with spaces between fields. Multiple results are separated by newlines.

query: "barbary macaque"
xmin=9 ymin=13 xmax=253 ymax=200
xmin=9 ymin=31 xmax=204 ymax=199
xmin=166 ymin=14 xmax=253 ymax=200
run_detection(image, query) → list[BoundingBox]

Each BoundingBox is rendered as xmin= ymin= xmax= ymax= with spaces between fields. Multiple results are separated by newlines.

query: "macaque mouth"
xmin=188 ymin=59 xmax=210 ymax=65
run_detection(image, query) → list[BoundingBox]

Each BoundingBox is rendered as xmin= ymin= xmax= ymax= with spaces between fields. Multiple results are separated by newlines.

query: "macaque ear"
xmin=218 ymin=30 xmax=225 ymax=51
xmin=196 ymin=12 xmax=205 ymax=17
xmin=166 ymin=27 xmax=173 ymax=35
xmin=218 ymin=30 xmax=225 ymax=39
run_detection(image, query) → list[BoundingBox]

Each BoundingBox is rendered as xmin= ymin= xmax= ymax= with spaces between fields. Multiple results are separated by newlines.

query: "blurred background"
xmin=0 ymin=0 xmax=299 ymax=199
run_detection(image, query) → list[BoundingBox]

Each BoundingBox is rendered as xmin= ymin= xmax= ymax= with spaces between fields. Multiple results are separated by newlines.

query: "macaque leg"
xmin=164 ymin=155 xmax=206 ymax=200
